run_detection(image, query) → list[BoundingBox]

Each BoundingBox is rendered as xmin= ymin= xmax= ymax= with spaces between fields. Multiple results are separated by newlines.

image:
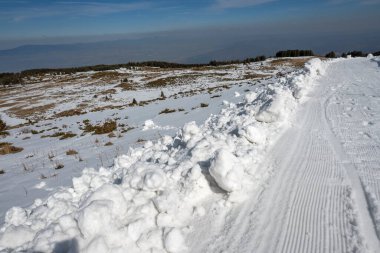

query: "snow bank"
xmin=0 ymin=59 xmax=328 ymax=252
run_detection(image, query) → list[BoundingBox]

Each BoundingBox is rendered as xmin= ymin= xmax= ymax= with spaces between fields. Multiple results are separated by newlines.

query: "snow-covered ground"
xmin=1 ymin=56 xmax=380 ymax=252
xmin=0 ymin=58 xmax=304 ymax=225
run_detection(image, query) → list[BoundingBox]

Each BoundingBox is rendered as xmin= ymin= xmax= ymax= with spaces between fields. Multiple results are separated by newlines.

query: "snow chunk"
xmin=0 ymin=225 xmax=34 ymax=249
xmin=77 ymin=200 xmax=113 ymax=238
xmin=245 ymin=92 xmax=257 ymax=103
xmin=209 ymin=149 xmax=244 ymax=192
xmin=240 ymin=125 xmax=267 ymax=144
xmin=143 ymin=119 xmax=176 ymax=131
xmin=255 ymin=89 xmax=294 ymax=123
xmin=34 ymin=181 xmax=46 ymax=189
xmin=4 ymin=207 xmax=28 ymax=226
xmin=143 ymin=170 xmax=166 ymax=191
xmin=143 ymin=119 xmax=156 ymax=130
xmin=164 ymin=228 xmax=187 ymax=253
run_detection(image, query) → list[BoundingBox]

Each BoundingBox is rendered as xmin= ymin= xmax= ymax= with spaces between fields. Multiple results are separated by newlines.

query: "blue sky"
xmin=0 ymin=0 xmax=379 ymax=39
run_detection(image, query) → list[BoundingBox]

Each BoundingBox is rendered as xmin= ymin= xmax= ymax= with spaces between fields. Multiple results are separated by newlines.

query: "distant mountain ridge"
xmin=1 ymin=31 xmax=379 ymax=72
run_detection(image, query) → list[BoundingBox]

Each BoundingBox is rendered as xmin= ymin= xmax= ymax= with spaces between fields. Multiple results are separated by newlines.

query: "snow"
xmin=164 ymin=228 xmax=187 ymax=253
xmin=209 ymin=148 xmax=244 ymax=192
xmin=187 ymin=57 xmax=380 ymax=253
xmin=142 ymin=119 xmax=176 ymax=131
xmin=0 ymin=112 xmax=26 ymax=126
xmin=0 ymin=58 xmax=328 ymax=252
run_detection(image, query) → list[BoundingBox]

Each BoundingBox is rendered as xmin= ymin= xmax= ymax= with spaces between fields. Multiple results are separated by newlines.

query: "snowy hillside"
xmin=1 ymin=56 xmax=380 ymax=253
xmin=0 ymin=57 xmax=307 ymax=222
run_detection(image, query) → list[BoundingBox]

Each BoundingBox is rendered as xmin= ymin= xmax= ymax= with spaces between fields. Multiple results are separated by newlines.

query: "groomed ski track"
xmin=189 ymin=58 xmax=380 ymax=253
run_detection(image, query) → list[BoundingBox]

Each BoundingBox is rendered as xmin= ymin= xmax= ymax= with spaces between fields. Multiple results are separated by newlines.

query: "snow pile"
xmin=0 ymin=59 xmax=327 ymax=252
xmin=290 ymin=58 xmax=327 ymax=100
xmin=142 ymin=119 xmax=176 ymax=131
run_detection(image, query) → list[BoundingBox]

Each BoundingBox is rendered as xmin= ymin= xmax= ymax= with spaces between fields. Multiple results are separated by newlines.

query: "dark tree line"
xmin=209 ymin=55 xmax=266 ymax=66
xmin=325 ymin=51 xmax=336 ymax=58
xmin=0 ymin=73 xmax=23 ymax=86
xmin=341 ymin=51 xmax=367 ymax=58
xmin=276 ymin=50 xmax=314 ymax=57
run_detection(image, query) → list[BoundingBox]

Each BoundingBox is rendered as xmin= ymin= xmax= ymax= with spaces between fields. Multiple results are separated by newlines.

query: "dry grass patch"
xmin=117 ymin=82 xmax=137 ymax=90
xmin=91 ymin=71 xmax=122 ymax=80
xmin=41 ymin=131 xmax=76 ymax=140
xmin=0 ymin=118 xmax=9 ymax=136
xmin=270 ymin=58 xmax=313 ymax=69
xmin=0 ymin=101 xmax=19 ymax=108
xmin=8 ymin=103 xmax=55 ymax=118
xmin=159 ymin=108 xmax=176 ymax=114
xmin=100 ymin=89 xmax=117 ymax=95
xmin=105 ymin=141 xmax=113 ymax=146
xmin=59 ymin=132 xmax=77 ymax=140
xmin=55 ymin=109 xmax=85 ymax=118
xmin=90 ymin=105 xmax=123 ymax=112
xmin=83 ymin=120 xmax=117 ymax=135
xmin=66 ymin=149 xmax=78 ymax=156
xmin=0 ymin=142 xmax=23 ymax=155
xmin=146 ymin=74 xmax=200 ymax=88
xmin=243 ymin=73 xmax=271 ymax=79
xmin=191 ymin=65 xmax=236 ymax=71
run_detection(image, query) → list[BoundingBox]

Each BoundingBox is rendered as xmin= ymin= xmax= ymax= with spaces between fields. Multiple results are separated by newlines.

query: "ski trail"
xmin=321 ymin=61 xmax=380 ymax=251
xmin=190 ymin=58 xmax=380 ymax=253
xmin=323 ymin=58 xmax=380 ymax=243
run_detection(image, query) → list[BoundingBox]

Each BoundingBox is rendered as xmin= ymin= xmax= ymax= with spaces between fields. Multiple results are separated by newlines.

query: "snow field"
xmin=0 ymin=59 xmax=327 ymax=252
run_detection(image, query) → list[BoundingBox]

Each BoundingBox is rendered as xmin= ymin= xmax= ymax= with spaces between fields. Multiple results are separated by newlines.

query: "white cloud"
xmin=1 ymin=1 xmax=151 ymax=22
xmin=213 ymin=0 xmax=276 ymax=9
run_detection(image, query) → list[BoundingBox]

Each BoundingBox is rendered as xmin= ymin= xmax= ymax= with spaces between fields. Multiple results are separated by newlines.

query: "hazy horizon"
xmin=0 ymin=0 xmax=379 ymax=72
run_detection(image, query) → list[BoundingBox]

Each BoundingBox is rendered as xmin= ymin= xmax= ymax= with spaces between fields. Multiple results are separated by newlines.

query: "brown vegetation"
xmin=0 ymin=118 xmax=9 ymax=136
xmin=270 ymin=58 xmax=312 ymax=69
xmin=243 ymin=73 xmax=270 ymax=79
xmin=159 ymin=108 xmax=176 ymax=114
xmin=104 ymin=141 xmax=113 ymax=146
xmin=41 ymin=131 xmax=76 ymax=140
xmin=66 ymin=149 xmax=78 ymax=156
xmin=92 ymin=71 xmax=122 ymax=80
xmin=55 ymin=109 xmax=85 ymax=118
xmin=100 ymin=89 xmax=117 ymax=95
xmin=8 ymin=103 xmax=55 ymax=119
xmin=0 ymin=142 xmax=23 ymax=155
xmin=117 ymin=82 xmax=136 ymax=90
xmin=146 ymin=74 xmax=200 ymax=88
xmin=83 ymin=120 xmax=117 ymax=135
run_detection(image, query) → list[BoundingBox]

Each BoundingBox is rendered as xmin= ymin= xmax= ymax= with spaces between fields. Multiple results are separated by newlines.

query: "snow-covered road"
xmin=191 ymin=57 xmax=380 ymax=253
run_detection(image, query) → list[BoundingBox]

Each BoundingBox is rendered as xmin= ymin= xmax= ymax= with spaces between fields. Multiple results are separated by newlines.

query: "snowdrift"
xmin=0 ymin=58 xmax=328 ymax=253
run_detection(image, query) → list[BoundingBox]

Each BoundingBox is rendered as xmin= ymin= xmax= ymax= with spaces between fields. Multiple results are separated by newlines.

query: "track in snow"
xmin=190 ymin=58 xmax=380 ymax=253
